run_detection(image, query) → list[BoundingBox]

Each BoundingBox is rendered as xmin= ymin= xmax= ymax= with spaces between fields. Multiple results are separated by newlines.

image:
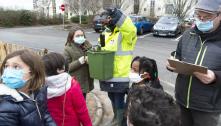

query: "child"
xmin=0 ymin=49 xmax=56 ymax=126
xmin=127 ymin=85 xmax=181 ymax=126
xmin=129 ymin=56 xmax=163 ymax=89
xmin=42 ymin=52 xmax=92 ymax=126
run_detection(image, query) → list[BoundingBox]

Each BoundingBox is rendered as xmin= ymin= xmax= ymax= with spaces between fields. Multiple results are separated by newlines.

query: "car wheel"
xmin=139 ymin=27 xmax=144 ymax=35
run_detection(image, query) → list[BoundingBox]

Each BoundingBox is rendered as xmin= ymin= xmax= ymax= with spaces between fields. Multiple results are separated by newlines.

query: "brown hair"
xmin=0 ymin=49 xmax=45 ymax=92
xmin=42 ymin=52 xmax=66 ymax=76
xmin=65 ymin=28 xmax=86 ymax=46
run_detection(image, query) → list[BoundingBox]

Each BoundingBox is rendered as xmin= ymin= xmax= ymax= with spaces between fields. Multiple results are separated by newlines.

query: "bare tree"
xmin=134 ymin=0 xmax=139 ymax=14
xmin=173 ymin=0 xmax=197 ymax=20
xmin=87 ymin=0 xmax=103 ymax=15
xmin=111 ymin=0 xmax=128 ymax=9
xmin=65 ymin=0 xmax=88 ymax=15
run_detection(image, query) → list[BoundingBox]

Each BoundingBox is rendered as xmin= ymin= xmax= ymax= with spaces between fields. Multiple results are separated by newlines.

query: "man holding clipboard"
xmin=166 ymin=0 xmax=221 ymax=126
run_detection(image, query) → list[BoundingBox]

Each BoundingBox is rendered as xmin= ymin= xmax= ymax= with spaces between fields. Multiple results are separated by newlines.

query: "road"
xmin=0 ymin=25 xmax=178 ymax=95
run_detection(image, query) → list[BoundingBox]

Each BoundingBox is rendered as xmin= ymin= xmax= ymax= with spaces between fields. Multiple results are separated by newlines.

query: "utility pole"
xmin=52 ymin=0 xmax=56 ymax=18
xmin=79 ymin=0 xmax=82 ymax=24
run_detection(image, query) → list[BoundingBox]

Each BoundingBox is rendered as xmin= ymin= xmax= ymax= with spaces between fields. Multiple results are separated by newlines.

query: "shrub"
xmin=0 ymin=9 xmax=63 ymax=27
xmin=20 ymin=10 xmax=33 ymax=26
xmin=70 ymin=15 xmax=89 ymax=24
xmin=0 ymin=10 xmax=20 ymax=27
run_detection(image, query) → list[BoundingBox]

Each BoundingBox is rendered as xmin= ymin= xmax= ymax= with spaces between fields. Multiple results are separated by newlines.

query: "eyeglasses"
xmin=194 ymin=12 xmax=219 ymax=21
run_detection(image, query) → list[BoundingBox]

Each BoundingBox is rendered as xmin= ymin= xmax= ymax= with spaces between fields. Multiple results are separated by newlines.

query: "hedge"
xmin=0 ymin=9 xmax=62 ymax=27
xmin=70 ymin=15 xmax=93 ymax=24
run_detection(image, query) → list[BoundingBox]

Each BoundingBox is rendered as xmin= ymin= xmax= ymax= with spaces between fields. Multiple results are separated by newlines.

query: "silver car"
xmin=153 ymin=16 xmax=182 ymax=37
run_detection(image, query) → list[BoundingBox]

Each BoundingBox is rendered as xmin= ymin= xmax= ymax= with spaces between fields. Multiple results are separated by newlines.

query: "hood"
xmin=46 ymin=73 xmax=72 ymax=99
xmin=0 ymin=84 xmax=23 ymax=101
xmin=154 ymin=22 xmax=178 ymax=31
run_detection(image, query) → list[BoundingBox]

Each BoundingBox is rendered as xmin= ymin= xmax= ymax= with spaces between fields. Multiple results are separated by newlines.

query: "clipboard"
xmin=167 ymin=59 xmax=208 ymax=75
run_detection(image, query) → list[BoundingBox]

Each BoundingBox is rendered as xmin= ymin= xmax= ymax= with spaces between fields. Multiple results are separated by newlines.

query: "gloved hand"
xmin=78 ymin=56 xmax=86 ymax=64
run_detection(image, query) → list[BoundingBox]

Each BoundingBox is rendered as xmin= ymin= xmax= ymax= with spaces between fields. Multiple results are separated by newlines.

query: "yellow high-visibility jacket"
xmin=101 ymin=14 xmax=137 ymax=82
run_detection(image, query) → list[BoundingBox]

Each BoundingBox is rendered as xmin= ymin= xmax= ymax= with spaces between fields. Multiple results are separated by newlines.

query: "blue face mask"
xmin=195 ymin=19 xmax=214 ymax=32
xmin=1 ymin=68 xmax=27 ymax=89
xmin=74 ymin=36 xmax=86 ymax=44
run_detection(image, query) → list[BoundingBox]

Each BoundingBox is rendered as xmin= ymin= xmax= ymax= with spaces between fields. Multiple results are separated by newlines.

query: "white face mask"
xmin=74 ymin=36 xmax=86 ymax=44
xmin=129 ymin=72 xmax=143 ymax=83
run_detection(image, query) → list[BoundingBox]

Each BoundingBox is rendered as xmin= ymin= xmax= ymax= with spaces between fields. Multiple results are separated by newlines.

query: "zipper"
xmin=33 ymin=99 xmax=42 ymax=120
xmin=186 ymin=36 xmax=207 ymax=108
xmin=17 ymin=92 xmax=42 ymax=120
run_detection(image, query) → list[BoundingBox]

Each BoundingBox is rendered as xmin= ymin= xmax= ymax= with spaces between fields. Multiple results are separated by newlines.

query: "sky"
xmin=0 ymin=0 xmax=33 ymax=10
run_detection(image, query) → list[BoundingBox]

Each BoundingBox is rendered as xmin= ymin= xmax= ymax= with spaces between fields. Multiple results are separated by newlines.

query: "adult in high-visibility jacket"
xmin=99 ymin=8 xmax=137 ymax=126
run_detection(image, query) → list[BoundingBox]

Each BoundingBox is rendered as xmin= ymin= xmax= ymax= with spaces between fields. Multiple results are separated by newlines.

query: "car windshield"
xmin=158 ymin=17 xmax=178 ymax=24
xmin=130 ymin=16 xmax=137 ymax=22
xmin=93 ymin=15 xmax=107 ymax=21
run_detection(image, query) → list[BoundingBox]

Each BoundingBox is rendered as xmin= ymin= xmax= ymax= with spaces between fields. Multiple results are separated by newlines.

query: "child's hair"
xmin=127 ymin=85 xmax=180 ymax=126
xmin=139 ymin=57 xmax=158 ymax=81
xmin=42 ymin=52 xmax=66 ymax=76
xmin=0 ymin=49 xmax=45 ymax=92
xmin=131 ymin=56 xmax=158 ymax=81
xmin=131 ymin=56 xmax=140 ymax=68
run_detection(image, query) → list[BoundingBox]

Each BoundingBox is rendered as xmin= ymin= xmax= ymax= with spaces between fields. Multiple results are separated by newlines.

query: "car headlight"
xmin=170 ymin=26 xmax=177 ymax=31
xmin=153 ymin=25 xmax=158 ymax=30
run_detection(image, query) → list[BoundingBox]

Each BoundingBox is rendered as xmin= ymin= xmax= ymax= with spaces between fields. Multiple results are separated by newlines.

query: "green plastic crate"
xmin=87 ymin=50 xmax=115 ymax=80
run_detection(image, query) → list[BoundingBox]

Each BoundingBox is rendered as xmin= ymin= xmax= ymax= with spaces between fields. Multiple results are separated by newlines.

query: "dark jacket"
xmin=174 ymin=24 xmax=221 ymax=112
xmin=0 ymin=84 xmax=56 ymax=126
xmin=64 ymin=41 xmax=94 ymax=93
xmin=131 ymin=79 xmax=163 ymax=90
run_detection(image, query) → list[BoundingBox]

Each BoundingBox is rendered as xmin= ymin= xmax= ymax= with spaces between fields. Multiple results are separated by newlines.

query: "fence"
xmin=0 ymin=41 xmax=48 ymax=67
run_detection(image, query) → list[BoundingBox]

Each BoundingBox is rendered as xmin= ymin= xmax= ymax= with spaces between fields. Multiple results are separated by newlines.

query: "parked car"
xmin=93 ymin=15 xmax=107 ymax=32
xmin=130 ymin=15 xmax=154 ymax=35
xmin=153 ymin=16 xmax=182 ymax=37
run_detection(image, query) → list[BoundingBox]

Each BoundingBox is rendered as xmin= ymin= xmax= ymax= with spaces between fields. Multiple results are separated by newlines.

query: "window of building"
xmin=165 ymin=4 xmax=174 ymax=14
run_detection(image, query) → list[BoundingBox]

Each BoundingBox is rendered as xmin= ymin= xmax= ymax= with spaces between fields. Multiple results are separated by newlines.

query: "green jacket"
xmin=64 ymin=41 xmax=94 ymax=93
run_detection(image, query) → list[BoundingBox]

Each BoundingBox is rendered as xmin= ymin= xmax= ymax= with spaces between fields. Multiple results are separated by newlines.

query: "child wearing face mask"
xmin=122 ymin=56 xmax=164 ymax=126
xmin=129 ymin=56 xmax=163 ymax=89
xmin=0 ymin=49 xmax=56 ymax=126
xmin=42 ymin=52 xmax=92 ymax=126
xmin=64 ymin=28 xmax=94 ymax=99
